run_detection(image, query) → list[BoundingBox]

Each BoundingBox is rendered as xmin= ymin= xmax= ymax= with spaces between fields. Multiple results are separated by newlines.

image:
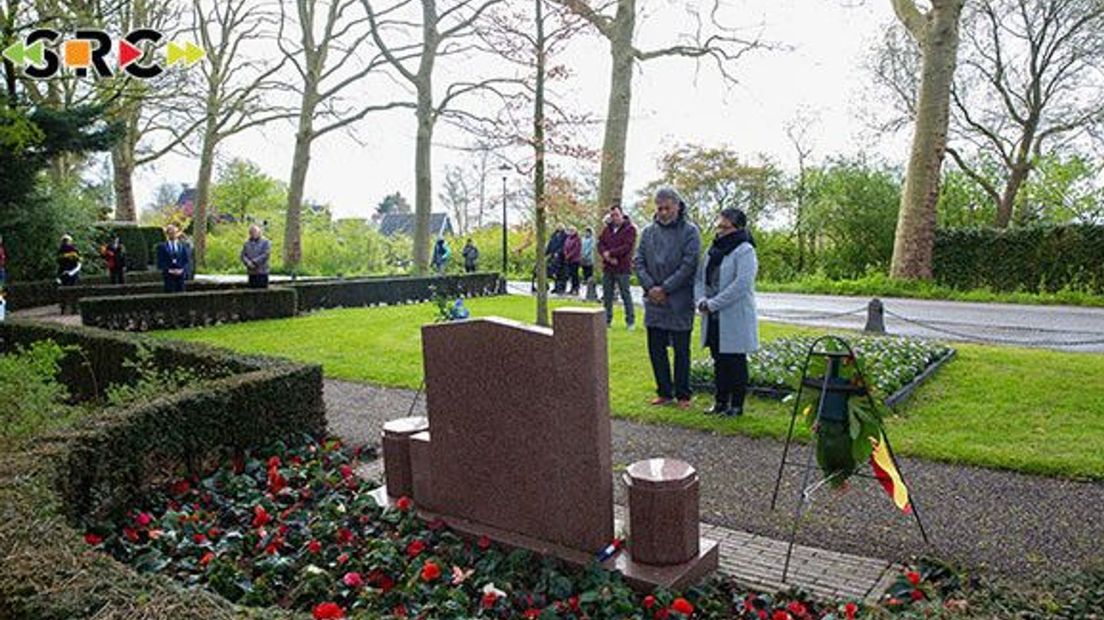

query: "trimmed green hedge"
xmin=0 ymin=320 xmax=321 ymax=618
xmin=79 ymin=289 xmax=298 ymax=331
xmin=289 ymin=272 xmax=501 ymax=311
xmin=4 ymin=271 xmax=165 ymax=311
xmin=58 ymin=280 xmax=247 ymax=314
xmin=934 ymin=225 xmax=1104 ymax=293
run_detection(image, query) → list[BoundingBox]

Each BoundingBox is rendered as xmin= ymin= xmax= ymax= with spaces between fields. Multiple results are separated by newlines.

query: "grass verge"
xmin=158 ymin=296 xmax=1104 ymax=479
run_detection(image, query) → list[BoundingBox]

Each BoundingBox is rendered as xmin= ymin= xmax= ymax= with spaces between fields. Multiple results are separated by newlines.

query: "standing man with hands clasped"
xmin=634 ymin=187 xmax=702 ymax=409
xmin=241 ymin=225 xmax=271 ymax=289
xmin=598 ymin=205 xmax=637 ymax=329
xmin=157 ymin=224 xmax=189 ymax=293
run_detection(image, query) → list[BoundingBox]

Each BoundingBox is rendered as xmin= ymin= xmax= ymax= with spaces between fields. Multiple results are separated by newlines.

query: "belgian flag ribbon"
xmin=870 ymin=432 xmax=911 ymax=514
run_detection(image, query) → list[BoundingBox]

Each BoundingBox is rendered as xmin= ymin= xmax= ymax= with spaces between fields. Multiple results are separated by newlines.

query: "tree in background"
xmin=188 ymin=0 xmax=292 ymax=268
xmin=887 ymin=0 xmax=965 ymax=280
xmin=551 ymin=0 xmax=763 ymax=211
xmin=875 ymin=0 xmax=1104 ymax=230
xmin=375 ymin=192 xmax=412 ymax=221
xmin=439 ymin=165 xmax=475 ymax=236
xmin=641 ymin=144 xmax=785 ymax=233
xmin=278 ymin=0 xmax=412 ymax=273
xmin=211 ymin=158 xmax=287 ymax=222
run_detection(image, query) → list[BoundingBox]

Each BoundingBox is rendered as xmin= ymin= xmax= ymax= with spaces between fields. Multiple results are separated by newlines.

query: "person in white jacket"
xmin=694 ymin=208 xmax=759 ymax=416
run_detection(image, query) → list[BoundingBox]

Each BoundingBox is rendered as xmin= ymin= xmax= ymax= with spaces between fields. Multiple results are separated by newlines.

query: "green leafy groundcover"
xmin=691 ymin=335 xmax=953 ymax=399
xmin=83 ymin=437 xmax=870 ymax=620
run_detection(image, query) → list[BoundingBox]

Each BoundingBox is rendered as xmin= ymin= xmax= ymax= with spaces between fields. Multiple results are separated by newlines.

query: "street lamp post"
xmin=499 ymin=164 xmax=510 ymax=292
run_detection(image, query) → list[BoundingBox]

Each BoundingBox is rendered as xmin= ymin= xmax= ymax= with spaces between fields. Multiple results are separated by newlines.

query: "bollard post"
xmin=865 ymin=298 xmax=886 ymax=333
xmin=585 ymin=278 xmax=598 ymax=302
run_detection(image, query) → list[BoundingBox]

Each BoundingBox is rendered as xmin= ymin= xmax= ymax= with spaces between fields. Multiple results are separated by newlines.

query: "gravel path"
xmin=325 ymin=379 xmax=1104 ymax=583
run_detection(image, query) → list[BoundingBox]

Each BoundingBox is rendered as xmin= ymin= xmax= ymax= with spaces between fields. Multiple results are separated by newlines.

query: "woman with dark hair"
xmin=56 ymin=234 xmax=82 ymax=286
xmin=694 ymin=208 xmax=759 ymax=416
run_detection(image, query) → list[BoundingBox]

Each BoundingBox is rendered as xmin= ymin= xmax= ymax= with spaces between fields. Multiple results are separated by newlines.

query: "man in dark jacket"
xmin=598 ymin=205 xmax=637 ymax=328
xmin=633 ymin=188 xmax=702 ymax=408
xmin=546 ymin=225 xmax=566 ymax=293
xmin=461 ymin=239 xmax=479 ymax=273
xmin=240 ymin=225 xmax=271 ymax=288
xmin=157 ymin=224 xmax=189 ymax=293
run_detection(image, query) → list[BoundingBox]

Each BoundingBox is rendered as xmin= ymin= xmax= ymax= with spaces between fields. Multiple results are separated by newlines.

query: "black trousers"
xmin=110 ymin=269 xmax=125 ymax=285
xmin=248 ymin=274 xmax=269 ymax=289
xmin=710 ymin=347 xmax=748 ymax=409
xmin=581 ymin=264 xmax=594 ymax=283
xmin=647 ymin=327 xmax=692 ymax=400
xmin=163 ymin=274 xmax=186 ymax=293
xmin=562 ymin=262 xmax=580 ymax=293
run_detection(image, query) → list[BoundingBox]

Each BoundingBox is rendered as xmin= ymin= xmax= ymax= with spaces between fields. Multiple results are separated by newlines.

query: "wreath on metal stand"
xmin=768 ymin=335 xmax=930 ymax=582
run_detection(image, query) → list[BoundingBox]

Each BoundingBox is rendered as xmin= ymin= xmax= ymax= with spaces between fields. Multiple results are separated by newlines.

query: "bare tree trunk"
xmin=111 ymin=135 xmax=138 ymax=221
xmin=192 ymin=125 xmax=217 ymax=269
xmin=890 ymin=0 xmax=964 ymax=280
xmin=414 ymin=81 xmax=434 ymax=274
xmin=284 ymin=100 xmax=315 ymax=272
xmin=598 ymin=1 xmax=635 ymax=210
xmin=534 ymin=0 xmax=549 ymax=326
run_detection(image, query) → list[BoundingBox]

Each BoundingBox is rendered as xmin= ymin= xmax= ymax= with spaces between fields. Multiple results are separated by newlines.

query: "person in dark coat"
xmin=0 ymin=233 xmax=8 ymax=291
xmin=156 ymin=225 xmax=189 ymax=293
xmin=546 ymin=224 xmax=566 ymax=293
xmin=56 ymin=235 xmax=82 ymax=286
xmin=461 ymin=239 xmax=479 ymax=273
xmin=431 ymin=237 xmax=451 ymax=275
xmin=694 ymin=208 xmax=759 ymax=416
xmin=598 ymin=206 xmax=637 ymax=328
xmin=100 ymin=235 xmax=126 ymax=284
xmin=633 ymin=187 xmax=702 ymax=409
xmin=561 ymin=226 xmax=582 ymax=295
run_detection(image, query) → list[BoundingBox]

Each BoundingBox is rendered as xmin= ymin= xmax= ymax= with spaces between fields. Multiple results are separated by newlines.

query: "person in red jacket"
xmin=597 ymin=205 xmax=637 ymax=329
xmin=561 ymin=226 xmax=583 ymax=295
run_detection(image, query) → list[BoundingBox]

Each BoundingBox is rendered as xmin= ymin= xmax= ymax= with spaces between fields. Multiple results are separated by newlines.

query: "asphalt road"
xmin=507 ymin=281 xmax=1104 ymax=352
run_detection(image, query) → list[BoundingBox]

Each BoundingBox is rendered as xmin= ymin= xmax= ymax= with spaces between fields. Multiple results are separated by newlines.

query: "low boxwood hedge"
xmin=4 ymin=271 xmax=164 ymax=311
xmin=59 ymin=280 xmax=247 ymax=314
xmin=79 ymin=289 xmax=298 ymax=331
xmin=0 ymin=321 xmax=322 ymax=619
xmin=289 ymin=272 xmax=500 ymax=311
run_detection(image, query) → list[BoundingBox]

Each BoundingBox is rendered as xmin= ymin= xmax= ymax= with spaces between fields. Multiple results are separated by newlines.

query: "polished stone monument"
xmin=378 ymin=307 xmax=717 ymax=590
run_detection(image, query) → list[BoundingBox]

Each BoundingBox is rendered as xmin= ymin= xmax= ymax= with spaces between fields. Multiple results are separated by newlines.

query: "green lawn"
xmin=158 ymin=296 xmax=1104 ymax=479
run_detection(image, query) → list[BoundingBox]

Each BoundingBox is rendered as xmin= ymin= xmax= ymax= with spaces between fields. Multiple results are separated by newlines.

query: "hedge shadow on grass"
xmin=0 ymin=320 xmax=324 ymax=619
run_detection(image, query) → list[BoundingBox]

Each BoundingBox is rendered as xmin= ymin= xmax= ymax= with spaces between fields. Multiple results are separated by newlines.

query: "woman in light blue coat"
xmin=694 ymin=208 xmax=758 ymax=416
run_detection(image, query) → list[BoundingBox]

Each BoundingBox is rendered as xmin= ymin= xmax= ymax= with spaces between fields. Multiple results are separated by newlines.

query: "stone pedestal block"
xmin=625 ymin=458 xmax=700 ymax=566
xmin=381 ymin=416 xmax=429 ymax=498
xmin=409 ymin=431 xmax=435 ymax=509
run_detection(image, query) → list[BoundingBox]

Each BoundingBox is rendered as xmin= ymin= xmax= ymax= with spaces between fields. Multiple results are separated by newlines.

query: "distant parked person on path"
xmin=634 ymin=187 xmax=702 ymax=409
xmin=100 ymin=235 xmax=126 ymax=285
xmin=462 ymin=238 xmax=479 ymax=273
xmin=0 ymin=233 xmax=7 ymax=290
xmin=561 ymin=226 xmax=582 ymax=295
xmin=695 ymin=208 xmax=758 ymax=417
xmin=580 ymin=226 xmax=596 ymax=287
xmin=432 ymin=237 xmax=451 ymax=275
xmin=56 ymin=234 xmax=82 ymax=286
xmin=598 ymin=205 xmax=637 ymax=329
xmin=157 ymin=225 xmax=189 ymax=293
xmin=241 ymin=224 xmax=271 ymax=289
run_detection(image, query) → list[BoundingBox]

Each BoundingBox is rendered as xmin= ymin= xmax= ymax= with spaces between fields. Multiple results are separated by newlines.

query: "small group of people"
xmin=543 ymin=225 xmax=597 ymax=295
xmin=590 ymin=189 xmax=758 ymax=417
xmin=431 ymin=237 xmax=481 ymax=275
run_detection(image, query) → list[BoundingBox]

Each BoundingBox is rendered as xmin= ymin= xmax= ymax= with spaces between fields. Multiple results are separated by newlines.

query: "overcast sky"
xmin=134 ymin=0 xmax=907 ymax=220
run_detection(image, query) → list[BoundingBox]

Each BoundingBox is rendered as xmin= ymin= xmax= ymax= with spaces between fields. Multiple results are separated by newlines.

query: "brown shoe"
xmin=650 ymin=397 xmax=673 ymax=406
xmin=676 ymin=399 xmax=692 ymax=410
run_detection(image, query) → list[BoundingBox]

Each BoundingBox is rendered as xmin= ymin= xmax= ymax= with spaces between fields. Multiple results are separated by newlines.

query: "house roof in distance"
xmin=378 ymin=212 xmax=453 ymax=237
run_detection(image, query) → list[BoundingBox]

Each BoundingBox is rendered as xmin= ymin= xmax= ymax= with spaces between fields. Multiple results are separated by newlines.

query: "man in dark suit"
xmin=157 ymin=224 xmax=189 ymax=293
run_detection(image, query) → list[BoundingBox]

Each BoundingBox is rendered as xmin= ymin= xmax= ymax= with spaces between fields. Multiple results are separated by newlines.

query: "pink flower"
xmin=481 ymin=592 xmax=499 ymax=608
xmin=136 ymin=512 xmax=152 ymax=527
xmin=643 ymin=595 xmax=657 ymax=609
xmin=339 ymin=464 xmax=353 ymax=479
xmin=478 ymin=535 xmax=492 ymax=550
xmin=251 ymin=505 xmax=270 ymax=528
xmin=336 ymin=527 xmax=354 ymax=545
xmin=307 ymin=539 xmax=322 ymax=554
xmin=193 ymin=533 xmax=207 ymax=544
xmin=84 ymin=532 xmax=102 ymax=545
xmin=787 ymin=601 xmax=807 ymax=616
xmin=772 ymin=611 xmax=791 ymax=620
xmin=342 ymin=572 xmax=364 ymax=588
xmin=200 ymin=551 xmax=215 ymax=566
xmin=396 ymin=496 xmax=413 ymax=512
xmin=911 ymin=589 xmax=925 ymax=602
xmin=844 ymin=602 xmax=858 ymax=620
xmin=170 ymin=479 xmax=191 ymax=496
xmin=906 ymin=570 xmax=921 ymax=586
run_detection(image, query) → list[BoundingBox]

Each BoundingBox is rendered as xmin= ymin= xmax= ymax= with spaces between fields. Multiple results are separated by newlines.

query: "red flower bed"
xmin=83 ymin=437 xmax=866 ymax=619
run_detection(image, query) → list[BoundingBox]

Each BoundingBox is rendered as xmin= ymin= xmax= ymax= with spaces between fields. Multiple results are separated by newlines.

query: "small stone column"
xmin=865 ymin=298 xmax=886 ymax=334
xmin=624 ymin=458 xmax=700 ymax=566
xmin=381 ymin=416 xmax=429 ymax=498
